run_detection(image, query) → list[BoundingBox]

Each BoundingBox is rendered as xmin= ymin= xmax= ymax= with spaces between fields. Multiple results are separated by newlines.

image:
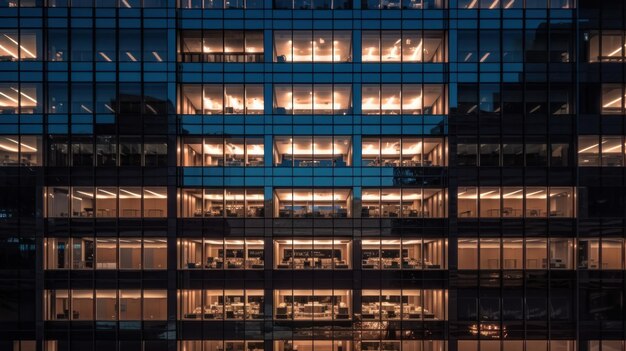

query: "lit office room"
xmin=273 ymin=136 xmax=352 ymax=167
xmin=273 ymin=289 xmax=352 ymax=320
xmin=361 ymin=238 xmax=446 ymax=270
xmin=178 ymin=238 xmax=265 ymax=269
xmin=273 ymin=239 xmax=352 ymax=269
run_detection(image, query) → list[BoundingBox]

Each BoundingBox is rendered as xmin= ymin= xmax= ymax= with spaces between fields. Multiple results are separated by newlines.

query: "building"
xmin=1 ymin=0 xmax=626 ymax=350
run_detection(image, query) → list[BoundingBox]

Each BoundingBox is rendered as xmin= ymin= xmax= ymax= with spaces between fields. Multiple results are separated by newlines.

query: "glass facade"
xmin=2 ymin=0 xmax=626 ymax=351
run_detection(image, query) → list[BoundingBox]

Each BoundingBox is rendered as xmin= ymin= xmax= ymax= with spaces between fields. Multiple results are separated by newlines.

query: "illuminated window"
xmin=274 ymin=239 xmax=352 ymax=269
xmin=457 ymin=187 xmax=575 ymax=218
xmin=178 ymin=30 xmax=263 ymax=62
xmin=458 ymin=238 xmax=575 ymax=270
xmin=361 ymin=188 xmax=447 ymax=218
xmin=44 ymin=187 xmax=167 ymax=218
xmin=178 ymin=0 xmax=264 ymax=8
xmin=0 ymin=83 xmax=41 ymax=114
xmin=179 ymin=188 xmax=264 ymax=218
xmin=273 ymin=136 xmax=352 ymax=167
xmin=274 ymin=188 xmax=352 ymax=218
xmin=273 ymin=31 xmax=352 ymax=62
xmin=274 ymin=341 xmax=351 ymax=351
xmin=273 ymin=289 xmax=352 ymax=320
xmin=361 ymin=238 xmax=446 ymax=270
xmin=44 ymin=237 xmax=167 ymax=270
xmin=273 ymin=84 xmax=352 ymax=115
xmin=578 ymin=238 xmax=625 ymax=270
xmin=178 ymin=238 xmax=264 ymax=269
xmin=0 ymin=135 xmax=41 ymax=166
xmin=362 ymin=137 xmax=446 ymax=167
xmin=179 ymin=84 xmax=264 ymax=115
xmin=589 ymin=31 xmax=626 ymax=63
xmin=361 ymin=31 xmax=446 ymax=62
xmin=178 ymin=289 xmax=264 ymax=320
xmin=578 ymin=136 xmax=626 ymax=167
xmin=44 ymin=289 xmax=167 ymax=321
xmin=180 ymin=137 xmax=264 ymax=167
xmin=361 ymin=289 xmax=447 ymax=321
xmin=361 ymin=84 xmax=447 ymax=115
xmin=0 ymin=29 xmax=40 ymax=61
xmin=457 ymin=0 xmax=574 ymax=8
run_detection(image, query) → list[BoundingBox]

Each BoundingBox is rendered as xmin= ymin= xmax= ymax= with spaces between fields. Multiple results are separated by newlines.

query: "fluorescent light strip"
xmin=504 ymin=0 xmax=515 ymax=8
xmin=578 ymin=143 xmax=599 ymax=153
xmin=6 ymin=137 xmax=36 ymax=151
xmin=467 ymin=0 xmax=478 ymax=8
xmin=144 ymin=189 xmax=167 ymax=198
xmin=80 ymin=104 xmax=93 ymax=113
xmin=152 ymin=51 xmax=163 ymax=62
xmin=76 ymin=191 xmax=94 ymax=198
xmin=525 ymin=190 xmax=544 ymax=197
xmin=503 ymin=189 xmax=523 ymax=197
xmin=488 ymin=0 xmax=499 ymax=9
xmin=480 ymin=52 xmax=490 ymax=62
xmin=121 ymin=0 xmax=131 ymax=7
xmin=602 ymin=94 xmax=626 ymax=108
xmin=119 ymin=189 xmax=141 ymax=197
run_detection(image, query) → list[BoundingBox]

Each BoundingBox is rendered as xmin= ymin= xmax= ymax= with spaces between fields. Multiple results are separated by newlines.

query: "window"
xmin=0 ymin=83 xmax=41 ymax=114
xmin=0 ymin=136 xmax=41 ymax=166
xmin=178 ymin=30 xmax=263 ymax=63
xmin=273 ymin=289 xmax=352 ymax=320
xmin=274 ymin=341 xmax=352 ymax=351
xmin=458 ymin=238 xmax=575 ymax=270
xmin=578 ymin=238 xmax=626 ymax=270
xmin=273 ymin=31 xmax=352 ymax=62
xmin=273 ymin=0 xmax=351 ymax=9
xmin=178 ymin=341 xmax=264 ymax=351
xmin=47 ymin=136 xmax=168 ymax=167
xmin=457 ymin=341 xmax=575 ymax=351
xmin=589 ymin=31 xmax=626 ymax=63
xmin=579 ymin=136 xmax=626 ymax=167
xmin=180 ymin=137 xmax=264 ymax=167
xmin=361 ymin=238 xmax=446 ymax=270
xmin=178 ymin=0 xmax=263 ymax=8
xmin=0 ymin=29 xmax=40 ymax=61
xmin=458 ymin=0 xmax=574 ymax=9
xmin=45 ymin=290 xmax=167 ymax=321
xmin=362 ymin=137 xmax=446 ymax=167
xmin=178 ymin=238 xmax=264 ymax=269
xmin=179 ymin=84 xmax=264 ymax=115
xmin=44 ymin=237 xmax=166 ymax=270
xmin=273 ymin=84 xmax=352 ymax=115
xmin=361 ymin=84 xmax=447 ymax=115
xmin=274 ymin=188 xmax=352 ymax=218
xmin=361 ymin=0 xmax=445 ymax=10
xmin=274 ymin=239 xmax=352 ymax=269
xmin=361 ymin=188 xmax=447 ymax=218
xmin=44 ymin=187 xmax=167 ymax=218
xmin=601 ymin=84 xmax=625 ymax=114
xmin=361 ymin=31 xmax=446 ymax=62
xmin=457 ymin=187 xmax=576 ymax=218
xmin=179 ymin=289 xmax=264 ymax=320
xmin=179 ymin=188 xmax=264 ymax=218
xmin=273 ymin=136 xmax=352 ymax=167
xmin=361 ymin=289 xmax=447 ymax=320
